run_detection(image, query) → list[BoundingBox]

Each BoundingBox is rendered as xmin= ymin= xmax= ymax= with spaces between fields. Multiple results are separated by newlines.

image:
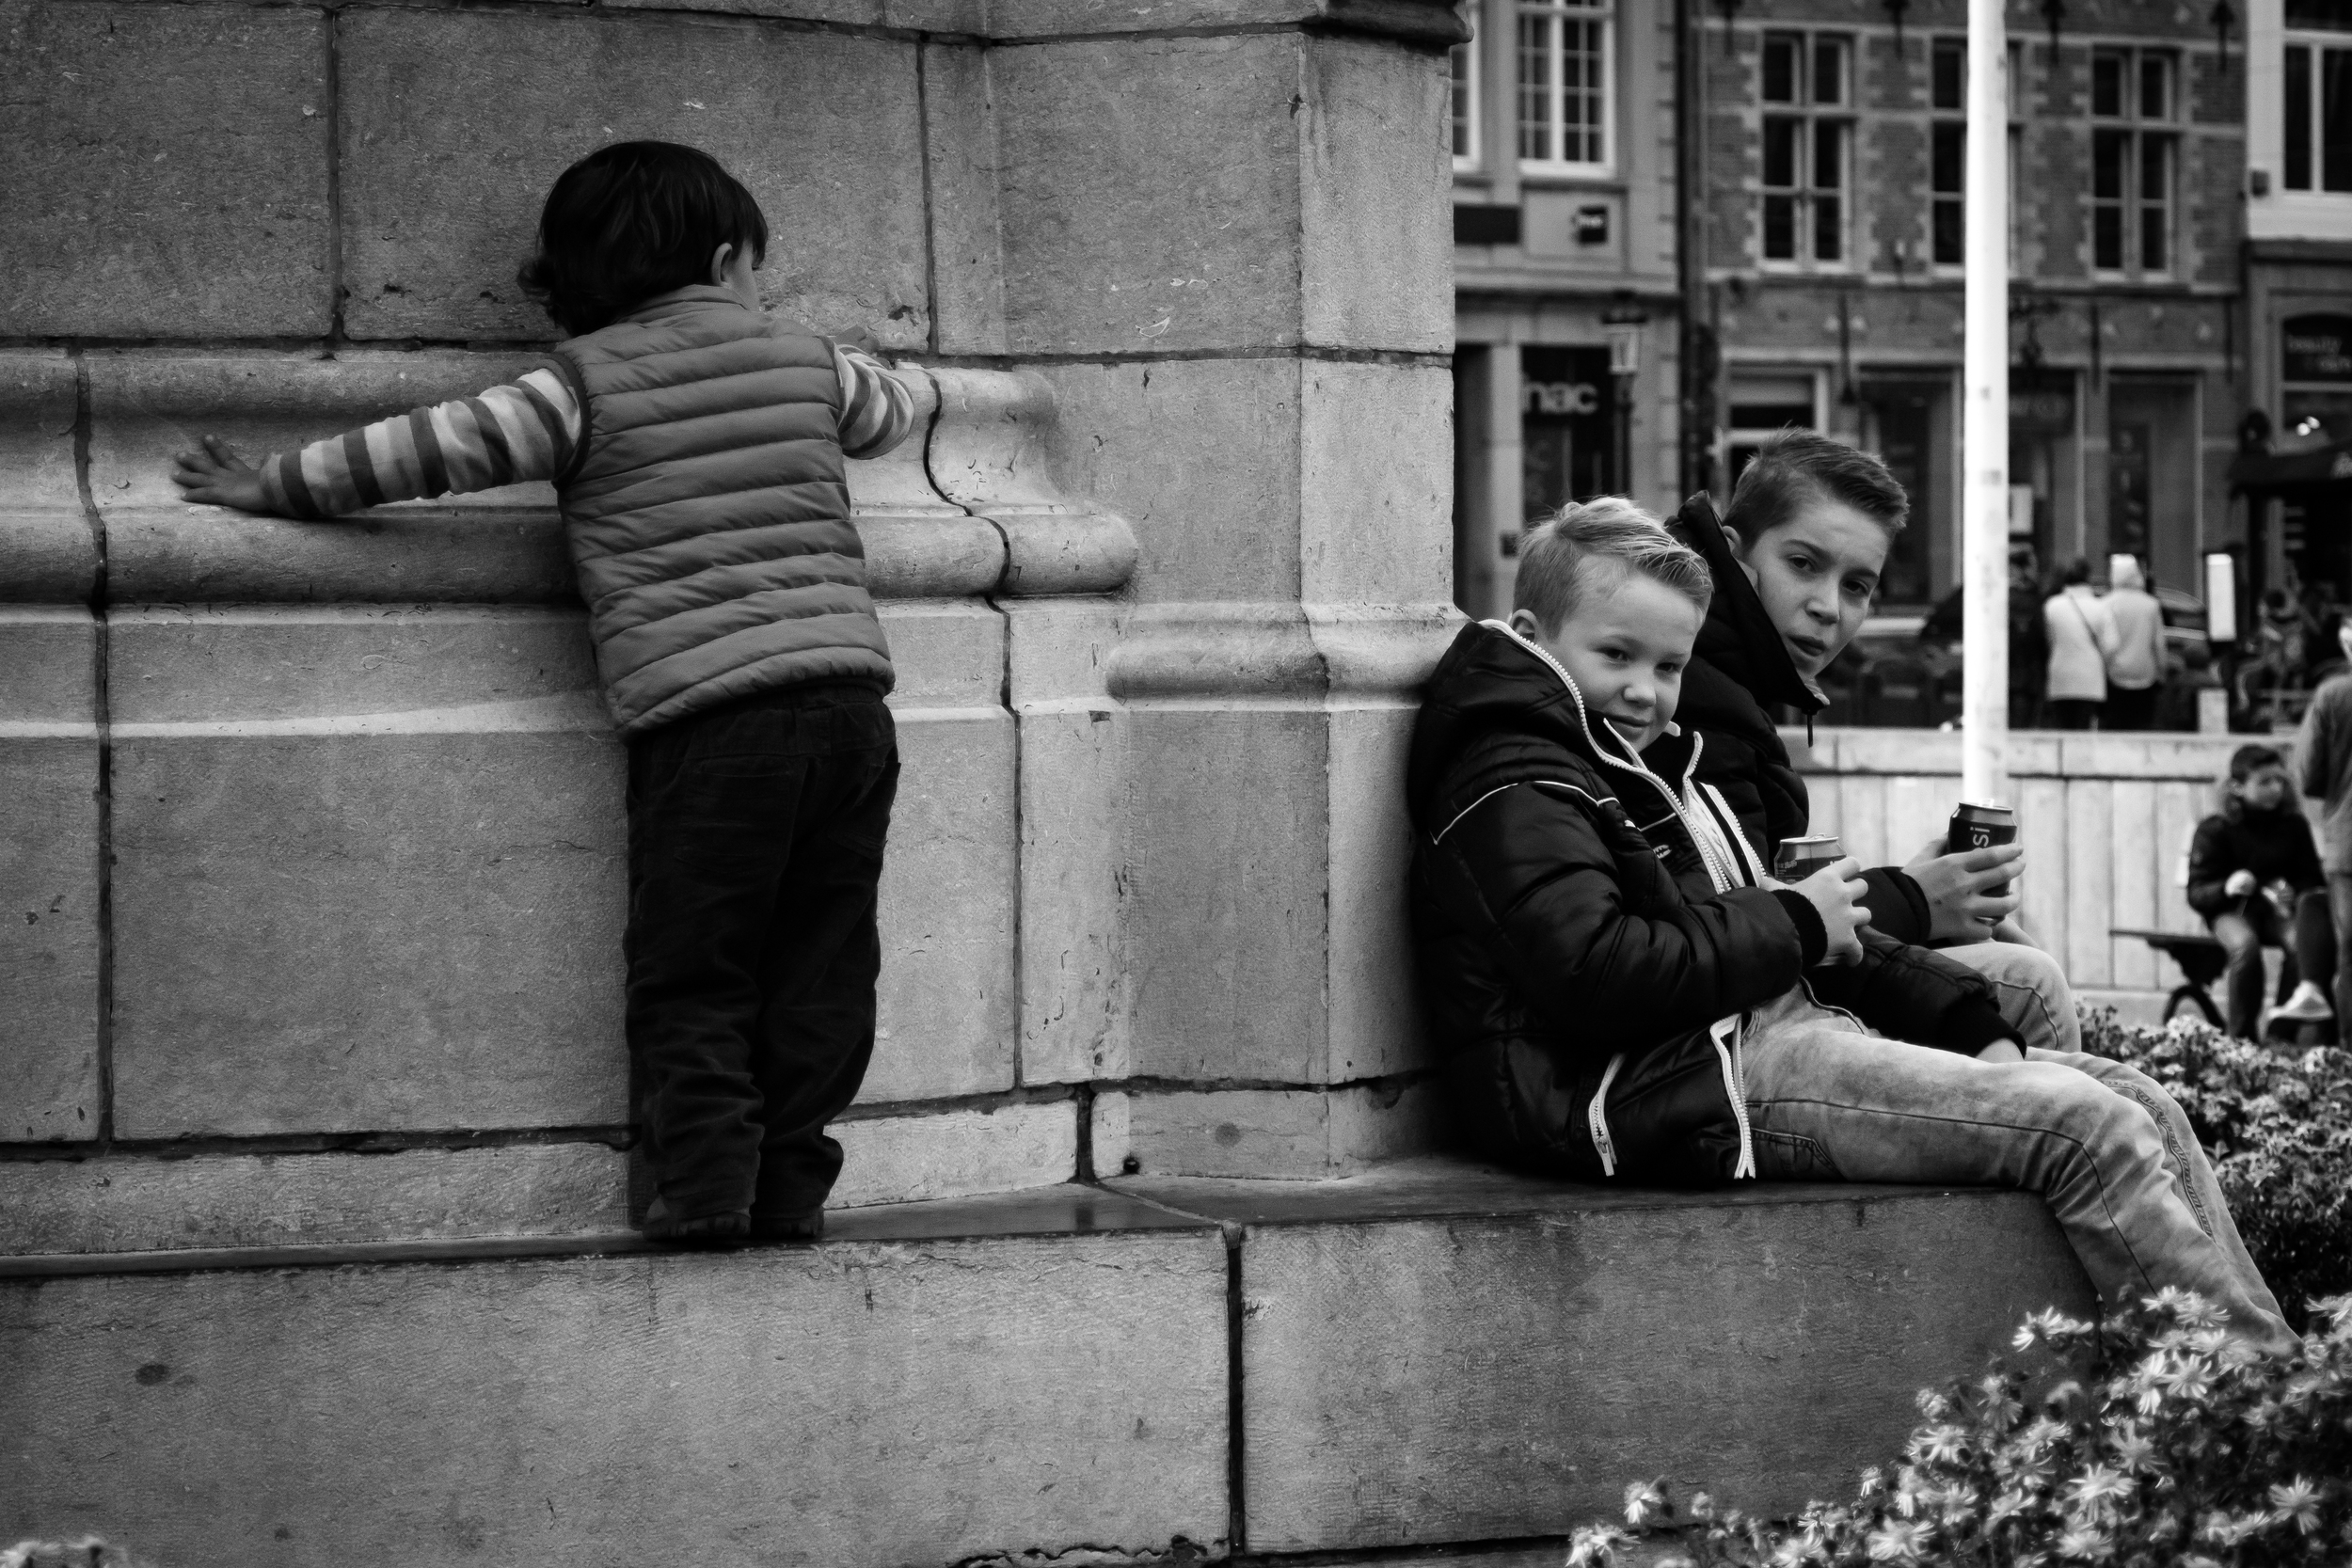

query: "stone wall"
xmin=0 ymin=0 xmax=1467 ymax=1253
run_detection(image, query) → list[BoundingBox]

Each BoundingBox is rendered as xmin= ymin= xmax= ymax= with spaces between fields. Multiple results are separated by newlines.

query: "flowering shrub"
xmin=1573 ymin=1291 xmax=2352 ymax=1568
xmin=2078 ymin=1008 xmax=2352 ymax=1326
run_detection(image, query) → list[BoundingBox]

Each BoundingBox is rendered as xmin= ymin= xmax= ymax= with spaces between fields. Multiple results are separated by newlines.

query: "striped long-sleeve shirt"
xmin=258 ymin=343 xmax=915 ymax=520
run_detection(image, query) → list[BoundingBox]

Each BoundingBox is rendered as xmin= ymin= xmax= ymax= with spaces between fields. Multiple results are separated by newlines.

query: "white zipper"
xmin=1709 ymin=1016 xmax=1757 ymax=1179
xmin=1588 ymin=1051 xmax=1627 ymax=1177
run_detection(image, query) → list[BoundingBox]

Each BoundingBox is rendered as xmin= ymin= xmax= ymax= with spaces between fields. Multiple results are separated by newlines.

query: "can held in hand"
xmin=1948 ymin=800 xmax=2017 ymax=897
xmin=1774 ymin=834 xmax=1845 ymax=880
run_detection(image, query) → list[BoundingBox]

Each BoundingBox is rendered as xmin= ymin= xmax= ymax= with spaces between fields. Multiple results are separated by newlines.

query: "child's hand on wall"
xmin=171 ymin=436 xmax=272 ymax=514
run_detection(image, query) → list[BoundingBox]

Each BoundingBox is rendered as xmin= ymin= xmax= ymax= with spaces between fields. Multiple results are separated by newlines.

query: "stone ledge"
xmin=3 ymin=351 xmax=1135 ymax=605
xmin=0 ymin=1183 xmax=1231 ymax=1568
xmin=1114 ymin=1163 xmax=2099 ymax=1553
xmin=0 ymin=1167 xmax=2098 ymax=1563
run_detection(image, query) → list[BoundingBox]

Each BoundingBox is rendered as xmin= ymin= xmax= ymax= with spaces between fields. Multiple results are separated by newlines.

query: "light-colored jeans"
xmin=1740 ymin=985 xmax=2293 ymax=1352
xmin=1935 ymin=940 xmax=2081 ymax=1055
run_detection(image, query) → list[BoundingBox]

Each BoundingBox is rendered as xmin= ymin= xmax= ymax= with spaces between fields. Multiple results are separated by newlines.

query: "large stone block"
xmin=0 ymin=1145 xmax=628 ymax=1256
xmin=1110 ymin=605 xmax=1453 ymax=1085
xmin=992 ymin=32 xmax=1452 ymax=355
xmin=0 ymin=353 xmax=93 ymax=603
xmin=922 ymin=41 xmax=1009 ymax=356
xmin=105 ymin=605 xmax=626 ymax=1137
xmin=1030 ymin=358 xmax=1308 ymax=604
xmin=337 ymin=10 xmax=929 ymax=346
xmin=0 ymin=1217 xmax=1231 ymax=1566
xmin=0 ymin=609 xmax=101 ymax=1145
xmin=1300 ymin=360 xmax=1455 ymax=606
xmin=1093 ymin=1081 xmax=1442 ymax=1178
xmin=868 ymin=601 xmax=1018 ymax=1102
xmin=1123 ymin=699 xmax=1332 ymax=1081
xmin=1296 ymin=38 xmax=1455 ymax=355
xmin=1125 ymin=1172 xmax=2096 ymax=1553
xmin=0 ymin=2 xmax=332 ymax=339
xmin=1003 ymin=601 xmax=1130 ymax=1085
xmin=832 ymin=1099 xmax=1076 ymax=1207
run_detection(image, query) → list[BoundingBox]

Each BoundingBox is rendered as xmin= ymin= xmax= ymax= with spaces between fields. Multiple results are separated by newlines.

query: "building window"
xmin=1759 ymin=31 xmax=1851 ymax=265
xmin=1929 ymin=39 xmax=2023 ymax=270
xmin=2089 ymin=48 xmax=2175 ymax=275
xmin=2283 ymin=38 xmax=2352 ymax=191
xmin=1451 ymin=12 xmax=1482 ymax=169
xmin=1931 ymin=39 xmax=1966 ymax=265
xmin=1518 ymin=0 xmax=1613 ymax=175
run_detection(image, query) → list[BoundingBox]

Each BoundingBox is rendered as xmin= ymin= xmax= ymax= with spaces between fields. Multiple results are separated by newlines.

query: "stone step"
xmin=1 ymin=1166 xmax=2096 ymax=1566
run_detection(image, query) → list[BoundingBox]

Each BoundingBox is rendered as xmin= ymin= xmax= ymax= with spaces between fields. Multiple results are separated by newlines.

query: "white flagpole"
xmin=1960 ymin=0 xmax=2011 ymax=809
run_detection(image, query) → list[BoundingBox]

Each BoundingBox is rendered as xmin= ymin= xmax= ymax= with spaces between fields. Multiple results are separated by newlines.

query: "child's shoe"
xmin=2272 ymin=980 xmax=2334 ymax=1022
xmin=642 ymin=1195 xmax=751 ymax=1247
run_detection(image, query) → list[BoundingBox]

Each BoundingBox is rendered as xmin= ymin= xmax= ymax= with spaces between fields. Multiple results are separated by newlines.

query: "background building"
xmin=1452 ymin=0 xmax=2296 ymax=657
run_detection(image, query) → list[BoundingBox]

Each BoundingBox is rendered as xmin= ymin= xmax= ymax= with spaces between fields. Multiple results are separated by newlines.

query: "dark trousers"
xmin=2047 ymin=697 xmax=2103 ymax=730
xmin=2211 ymin=888 xmax=2333 ymax=1039
xmin=2105 ymin=684 xmax=2159 ymax=731
xmin=625 ymin=682 xmax=898 ymax=1221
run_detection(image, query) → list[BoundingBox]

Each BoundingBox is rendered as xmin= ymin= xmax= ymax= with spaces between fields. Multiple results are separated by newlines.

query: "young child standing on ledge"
xmin=170 ymin=141 xmax=916 ymax=1247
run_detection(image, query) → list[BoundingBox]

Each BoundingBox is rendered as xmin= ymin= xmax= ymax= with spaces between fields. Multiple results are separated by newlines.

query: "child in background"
xmin=2186 ymin=744 xmax=2335 ymax=1037
xmin=170 ymin=141 xmax=917 ymax=1247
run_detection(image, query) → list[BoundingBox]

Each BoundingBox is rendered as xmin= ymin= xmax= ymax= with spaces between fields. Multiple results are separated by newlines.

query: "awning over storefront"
xmin=2231 ymin=439 xmax=2352 ymax=495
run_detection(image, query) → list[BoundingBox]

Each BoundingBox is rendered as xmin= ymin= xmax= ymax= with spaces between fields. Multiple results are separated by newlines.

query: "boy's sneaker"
xmin=748 ymin=1209 xmax=824 ymax=1244
xmin=2273 ymin=981 xmax=2334 ymax=1022
xmin=642 ymin=1196 xmax=751 ymax=1248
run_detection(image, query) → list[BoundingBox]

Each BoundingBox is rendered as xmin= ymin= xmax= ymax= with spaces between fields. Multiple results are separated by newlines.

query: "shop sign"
xmin=2283 ymin=314 xmax=2352 ymax=383
xmin=1522 ymin=379 xmax=1604 ymax=416
xmin=2009 ymin=372 xmax=2075 ymax=434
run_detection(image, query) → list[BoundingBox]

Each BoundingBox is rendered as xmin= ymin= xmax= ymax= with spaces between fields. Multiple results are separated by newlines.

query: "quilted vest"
xmin=549 ymin=286 xmax=893 ymax=736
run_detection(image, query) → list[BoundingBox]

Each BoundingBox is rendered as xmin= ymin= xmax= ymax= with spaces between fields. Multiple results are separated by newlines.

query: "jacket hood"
xmin=1406 ymin=620 xmax=1658 ymax=834
xmin=1670 ymin=493 xmax=1826 ymax=717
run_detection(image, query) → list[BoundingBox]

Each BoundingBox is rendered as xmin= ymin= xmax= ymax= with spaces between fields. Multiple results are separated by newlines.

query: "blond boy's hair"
xmin=1513 ymin=496 xmax=1713 ymax=637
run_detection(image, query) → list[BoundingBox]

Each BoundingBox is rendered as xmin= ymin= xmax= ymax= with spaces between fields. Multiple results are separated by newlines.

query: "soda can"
xmin=1774 ymin=833 xmax=1845 ymax=881
xmin=1948 ymin=800 xmax=2017 ymax=897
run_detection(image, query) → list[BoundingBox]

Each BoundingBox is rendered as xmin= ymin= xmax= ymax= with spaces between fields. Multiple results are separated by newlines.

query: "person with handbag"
xmin=2043 ymin=557 xmax=2120 ymax=730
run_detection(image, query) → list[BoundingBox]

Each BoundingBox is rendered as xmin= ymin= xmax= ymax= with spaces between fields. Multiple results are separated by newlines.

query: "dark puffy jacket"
xmin=2185 ymin=803 xmax=2326 ymax=920
xmin=1406 ymin=621 xmax=2018 ymax=1189
xmin=1668 ymin=493 xmax=1936 ymax=943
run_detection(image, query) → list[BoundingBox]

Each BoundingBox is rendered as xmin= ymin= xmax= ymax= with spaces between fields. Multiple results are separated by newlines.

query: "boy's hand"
xmin=2224 ymin=869 xmax=2258 ymax=898
xmin=1904 ymin=835 xmax=2026 ymax=942
xmin=1794 ymin=856 xmax=1870 ymax=966
xmin=171 ymin=436 xmax=273 ymax=515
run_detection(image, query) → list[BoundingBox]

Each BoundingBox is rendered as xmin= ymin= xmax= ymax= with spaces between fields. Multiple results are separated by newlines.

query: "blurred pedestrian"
xmin=2010 ymin=545 xmax=2047 ymax=729
xmin=2185 ymin=744 xmax=2332 ymax=1037
xmin=2296 ymin=619 xmax=2352 ymax=1026
xmin=2043 ymin=557 xmax=2118 ymax=730
xmin=2102 ymin=555 xmax=2168 ymax=731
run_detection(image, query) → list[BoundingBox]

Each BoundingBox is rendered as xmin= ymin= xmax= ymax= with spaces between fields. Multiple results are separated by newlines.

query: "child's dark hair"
xmin=2230 ymin=743 xmax=2287 ymax=785
xmin=1721 ymin=428 xmax=1908 ymax=545
xmin=2061 ymin=556 xmax=2092 ymax=586
xmin=516 ymin=141 xmax=769 ymax=338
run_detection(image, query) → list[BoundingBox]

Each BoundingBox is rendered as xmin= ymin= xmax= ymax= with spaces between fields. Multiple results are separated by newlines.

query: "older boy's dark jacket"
xmin=1406 ymin=621 xmax=2016 ymax=1189
xmin=2185 ymin=802 xmax=2326 ymax=919
xmin=1668 ymin=493 xmax=1937 ymax=944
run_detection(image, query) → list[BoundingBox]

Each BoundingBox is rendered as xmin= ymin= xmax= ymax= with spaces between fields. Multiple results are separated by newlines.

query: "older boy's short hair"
xmin=1514 ymin=496 xmax=1712 ymax=638
xmin=1722 ymin=429 xmax=1908 ymax=545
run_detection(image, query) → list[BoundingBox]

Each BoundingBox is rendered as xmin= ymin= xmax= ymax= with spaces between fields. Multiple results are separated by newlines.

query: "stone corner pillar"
xmin=977 ymin=2 xmax=1468 ymax=1175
